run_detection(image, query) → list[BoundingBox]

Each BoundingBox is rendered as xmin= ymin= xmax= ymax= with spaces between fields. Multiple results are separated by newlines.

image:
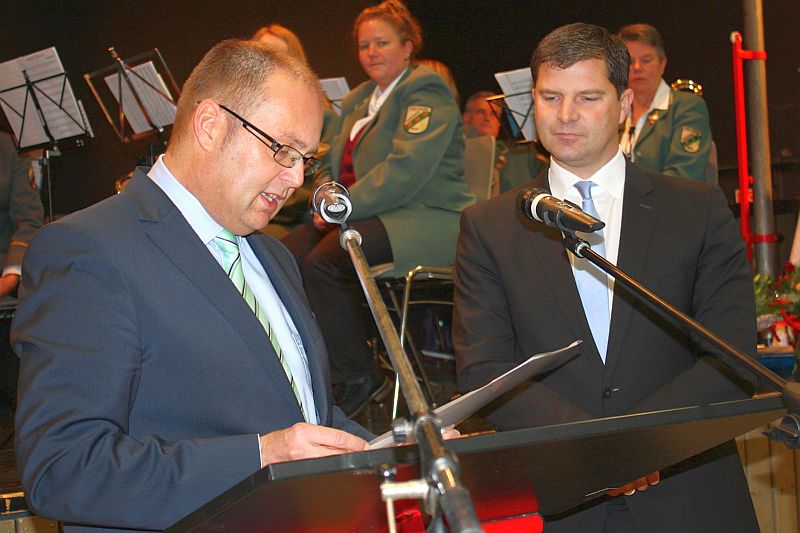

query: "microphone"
xmin=517 ymin=188 xmax=605 ymax=233
xmin=312 ymin=181 xmax=353 ymax=224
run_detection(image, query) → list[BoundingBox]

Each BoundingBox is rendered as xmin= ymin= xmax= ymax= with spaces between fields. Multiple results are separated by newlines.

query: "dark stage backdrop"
xmin=2 ymin=0 xmax=797 ymax=215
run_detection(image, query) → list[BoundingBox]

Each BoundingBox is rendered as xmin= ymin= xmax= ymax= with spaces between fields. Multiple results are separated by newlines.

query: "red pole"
xmin=730 ymin=31 xmax=769 ymax=263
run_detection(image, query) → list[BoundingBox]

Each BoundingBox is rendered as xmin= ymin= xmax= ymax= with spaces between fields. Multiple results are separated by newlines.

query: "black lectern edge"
xmin=167 ymin=395 xmax=785 ymax=532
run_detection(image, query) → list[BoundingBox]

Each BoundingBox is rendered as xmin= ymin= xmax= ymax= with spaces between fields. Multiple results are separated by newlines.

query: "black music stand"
xmin=84 ymin=47 xmax=179 ymax=165
xmin=486 ymin=92 xmax=535 ymax=144
xmin=167 ymin=395 xmax=785 ymax=532
xmin=0 ymin=47 xmax=93 ymax=221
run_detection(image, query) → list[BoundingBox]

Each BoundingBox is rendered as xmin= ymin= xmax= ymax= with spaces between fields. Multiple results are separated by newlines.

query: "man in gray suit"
xmin=454 ymin=23 xmax=757 ymax=532
xmin=0 ymin=131 xmax=43 ymax=411
xmin=13 ymin=40 xmax=370 ymax=532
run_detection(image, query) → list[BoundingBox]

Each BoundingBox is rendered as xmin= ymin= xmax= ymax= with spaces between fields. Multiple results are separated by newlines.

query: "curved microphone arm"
xmin=562 ymin=231 xmax=800 ymax=448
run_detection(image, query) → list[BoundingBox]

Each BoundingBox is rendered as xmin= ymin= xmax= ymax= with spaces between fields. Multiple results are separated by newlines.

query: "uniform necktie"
xmin=214 ymin=229 xmax=306 ymax=420
xmin=572 ymin=181 xmax=610 ymax=363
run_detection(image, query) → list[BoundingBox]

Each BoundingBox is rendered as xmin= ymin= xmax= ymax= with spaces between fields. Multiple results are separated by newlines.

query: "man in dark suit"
xmin=453 ymin=23 xmax=758 ymax=532
xmin=13 ymin=40 xmax=371 ymax=532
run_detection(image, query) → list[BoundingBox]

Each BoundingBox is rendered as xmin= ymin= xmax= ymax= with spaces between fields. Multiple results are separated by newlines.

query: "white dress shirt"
xmin=147 ymin=155 xmax=319 ymax=425
xmin=349 ymin=68 xmax=408 ymax=140
xmin=548 ymin=149 xmax=627 ymax=318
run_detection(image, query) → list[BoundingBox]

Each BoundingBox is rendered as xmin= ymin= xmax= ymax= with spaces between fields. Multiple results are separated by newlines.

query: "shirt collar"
xmin=147 ymin=154 xmax=224 ymax=245
xmin=548 ymin=148 xmax=626 ymax=201
xmin=652 ymin=78 xmax=671 ymax=112
xmin=368 ymin=67 xmax=408 ymax=115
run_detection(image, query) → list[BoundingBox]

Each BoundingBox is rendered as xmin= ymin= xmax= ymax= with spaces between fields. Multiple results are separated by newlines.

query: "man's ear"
xmin=619 ymin=88 xmax=634 ymax=124
xmin=193 ymin=99 xmax=226 ymax=152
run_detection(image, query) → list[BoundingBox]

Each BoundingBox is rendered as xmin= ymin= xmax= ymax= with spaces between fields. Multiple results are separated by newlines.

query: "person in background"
xmin=252 ymin=23 xmax=308 ymax=62
xmin=252 ymin=23 xmax=340 ymax=238
xmin=0 ymin=131 xmax=43 ymax=413
xmin=13 ymin=40 xmax=371 ymax=532
xmin=415 ymin=57 xmax=460 ymax=106
xmin=454 ymin=23 xmax=757 ymax=531
xmin=617 ymin=23 xmax=712 ymax=181
xmin=282 ymin=0 xmax=473 ymax=417
xmin=462 ymin=91 xmax=546 ymax=194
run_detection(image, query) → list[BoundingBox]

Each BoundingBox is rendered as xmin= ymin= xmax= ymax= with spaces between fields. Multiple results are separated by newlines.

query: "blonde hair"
xmin=354 ymin=0 xmax=423 ymax=59
xmin=251 ymin=24 xmax=308 ymax=63
xmin=416 ymin=58 xmax=459 ymax=106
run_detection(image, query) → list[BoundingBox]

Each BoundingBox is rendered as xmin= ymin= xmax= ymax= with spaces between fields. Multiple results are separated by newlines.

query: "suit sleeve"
xmin=3 ymin=139 xmax=43 ymax=270
xmin=453 ymin=208 xmax=518 ymax=389
xmin=348 ymin=83 xmax=461 ymax=219
xmin=661 ymin=95 xmax=713 ymax=182
xmin=632 ymin=187 xmax=756 ymax=411
xmin=13 ymin=224 xmax=261 ymax=529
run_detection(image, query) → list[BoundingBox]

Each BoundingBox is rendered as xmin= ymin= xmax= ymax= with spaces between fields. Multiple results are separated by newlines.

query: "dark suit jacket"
xmin=13 ymin=169 xmax=370 ymax=532
xmin=454 ymin=161 xmax=758 ymax=532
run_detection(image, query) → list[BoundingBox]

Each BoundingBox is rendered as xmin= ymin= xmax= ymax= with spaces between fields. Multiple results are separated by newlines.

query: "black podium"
xmin=167 ymin=395 xmax=785 ymax=532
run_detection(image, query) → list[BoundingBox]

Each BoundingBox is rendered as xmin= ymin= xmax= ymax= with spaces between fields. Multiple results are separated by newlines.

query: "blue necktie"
xmin=572 ymin=181 xmax=610 ymax=363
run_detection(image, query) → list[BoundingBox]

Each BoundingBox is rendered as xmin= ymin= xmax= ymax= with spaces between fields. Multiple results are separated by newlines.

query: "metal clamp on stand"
xmin=313 ymin=182 xmax=482 ymax=532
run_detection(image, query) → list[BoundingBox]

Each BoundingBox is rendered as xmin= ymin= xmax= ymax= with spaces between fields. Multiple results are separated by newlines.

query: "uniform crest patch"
xmin=404 ymin=105 xmax=432 ymax=134
xmin=680 ymin=126 xmax=702 ymax=153
xmin=647 ymin=110 xmax=661 ymax=125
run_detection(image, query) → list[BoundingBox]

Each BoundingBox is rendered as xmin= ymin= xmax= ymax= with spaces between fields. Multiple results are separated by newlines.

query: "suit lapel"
xmin=331 ymin=97 xmax=370 ymax=182
xmin=126 ymin=172 xmax=301 ymax=415
xmin=524 ymin=171 xmax=605 ymax=371
xmin=633 ymin=98 xmax=670 ymax=151
xmin=353 ymin=68 xmax=412 ymax=154
xmin=246 ymin=236 xmax=331 ymax=424
xmin=604 ymin=162 xmax=658 ymax=375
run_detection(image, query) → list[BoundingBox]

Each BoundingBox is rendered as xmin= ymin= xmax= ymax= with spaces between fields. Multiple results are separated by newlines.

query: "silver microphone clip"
xmin=312 ymin=182 xmax=353 ymax=224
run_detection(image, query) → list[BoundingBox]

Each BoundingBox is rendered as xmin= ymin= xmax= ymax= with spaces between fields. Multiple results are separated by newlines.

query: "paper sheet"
xmin=369 ymin=340 xmax=582 ymax=448
xmin=103 ymin=61 xmax=176 ymax=134
xmin=494 ymin=67 xmax=536 ymax=141
xmin=0 ymin=47 xmax=90 ymax=148
xmin=319 ymin=77 xmax=350 ymax=116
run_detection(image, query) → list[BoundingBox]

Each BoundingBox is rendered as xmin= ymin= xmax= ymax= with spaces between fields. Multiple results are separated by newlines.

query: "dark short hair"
xmin=617 ymin=23 xmax=666 ymax=59
xmin=172 ymin=39 xmax=321 ymax=145
xmin=464 ymin=90 xmax=497 ymax=112
xmin=530 ymin=22 xmax=630 ymax=97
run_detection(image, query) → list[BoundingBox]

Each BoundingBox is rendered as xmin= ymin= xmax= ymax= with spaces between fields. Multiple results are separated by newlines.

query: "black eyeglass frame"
xmin=217 ymin=103 xmax=322 ymax=175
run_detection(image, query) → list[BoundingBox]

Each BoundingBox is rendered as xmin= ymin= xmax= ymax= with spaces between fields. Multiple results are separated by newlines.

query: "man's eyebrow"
xmin=279 ymin=131 xmax=314 ymax=152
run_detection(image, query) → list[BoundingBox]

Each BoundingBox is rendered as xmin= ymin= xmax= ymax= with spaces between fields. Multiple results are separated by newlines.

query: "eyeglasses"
xmin=218 ymin=104 xmax=322 ymax=175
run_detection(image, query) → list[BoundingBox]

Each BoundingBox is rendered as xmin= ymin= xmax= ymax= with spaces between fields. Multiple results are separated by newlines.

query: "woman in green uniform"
xmin=617 ymin=23 xmax=713 ymax=181
xmin=283 ymin=0 xmax=472 ymax=416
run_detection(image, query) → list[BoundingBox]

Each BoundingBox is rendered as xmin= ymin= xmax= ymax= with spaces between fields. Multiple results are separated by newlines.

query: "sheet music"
xmin=104 ymin=61 xmax=176 ymax=134
xmin=494 ymin=67 xmax=536 ymax=141
xmin=0 ymin=47 xmax=90 ymax=148
xmin=369 ymin=340 xmax=582 ymax=449
xmin=319 ymin=77 xmax=350 ymax=116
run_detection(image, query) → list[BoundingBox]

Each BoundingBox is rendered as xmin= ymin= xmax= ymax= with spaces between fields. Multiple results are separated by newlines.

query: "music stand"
xmin=84 ymin=47 xmax=179 ymax=164
xmin=0 ymin=46 xmax=94 ymax=221
xmin=319 ymin=77 xmax=350 ymax=116
xmin=491 ymin=67 xmax=536 ymax=143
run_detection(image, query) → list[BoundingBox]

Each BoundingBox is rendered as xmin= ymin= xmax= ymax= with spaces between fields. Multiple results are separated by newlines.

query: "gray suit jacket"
xmin=13 ymin=169 xmax=370 ymax=532
xmin=0 ymin=132 xmax=43 ymax=269
xmin=454 ymin=161 xmax=758 ymax=532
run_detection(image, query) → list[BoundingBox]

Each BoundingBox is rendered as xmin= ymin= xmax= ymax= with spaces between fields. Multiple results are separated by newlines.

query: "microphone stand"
xmin=561 ymin=230 xmax=800 ymax=447
xmin=332 ymin=218 xmax=482 ymax=532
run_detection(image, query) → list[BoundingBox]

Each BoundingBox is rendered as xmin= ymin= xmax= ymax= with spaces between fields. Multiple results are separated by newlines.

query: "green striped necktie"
xmin=214 ymin=229 xmax=307 ymax=421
